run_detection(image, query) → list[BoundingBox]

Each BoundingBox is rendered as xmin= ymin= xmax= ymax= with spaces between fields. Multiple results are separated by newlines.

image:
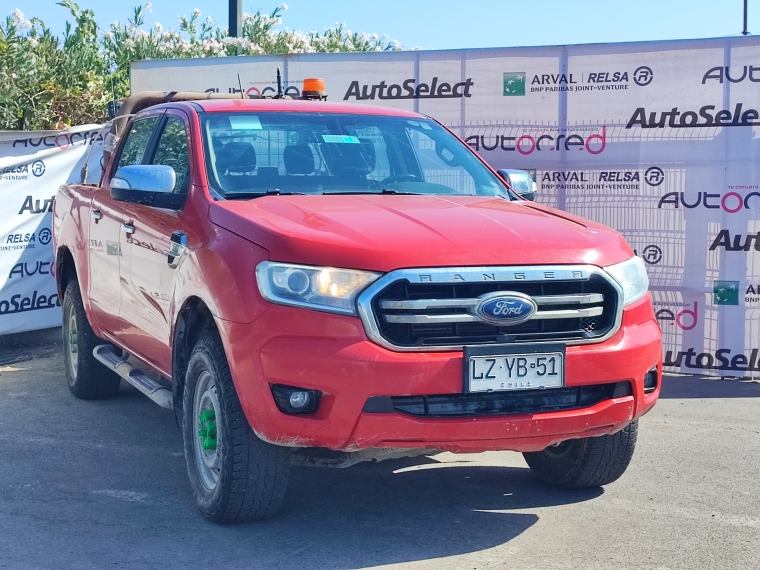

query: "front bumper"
xmin=218 ymin=295 xmax=661 ymax=453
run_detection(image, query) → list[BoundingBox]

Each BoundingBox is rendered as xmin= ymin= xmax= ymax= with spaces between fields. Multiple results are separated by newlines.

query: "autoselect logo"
xmin=626 ymin=103 xmax=760 ymax=129
xmin=466 ymin=127 xmax=606 ymax=155
xmin=658 ymin=186 xmax=760 ymax=213
xmin=0 ymin=290 xmax=60 ymax=316
xmin=343 ymin=77 xmax=474 ymax=100
xmin=665 ymin=347 xmax=760 ymax=372
xmin=709 ymin=230 xmax=760 ymax=252
xmin=18 ymin=195 xmax=55 ymax=215
xmin=713 ymin=281 xmax=739 ymax=305
xmin=503 ymin=72 xmax=526 ymax=96
xmin=702 ymin=65 xmax=760 ymax=84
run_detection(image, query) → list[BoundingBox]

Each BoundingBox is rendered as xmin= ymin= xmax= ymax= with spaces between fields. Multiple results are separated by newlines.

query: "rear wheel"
xmin=62 ymin=279 xmax=121 ymax=399
xmin=522 ymin=420 xmax=638 ymax=488
xmin=182 ymin=331 xmax=290 ymax=523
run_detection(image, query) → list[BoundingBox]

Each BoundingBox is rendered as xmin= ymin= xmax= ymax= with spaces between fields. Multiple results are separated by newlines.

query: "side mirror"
xmin=110 ymin=165 xmax=184 ymax=209
xmin=497 ymin=169 xmax=536 ymax=201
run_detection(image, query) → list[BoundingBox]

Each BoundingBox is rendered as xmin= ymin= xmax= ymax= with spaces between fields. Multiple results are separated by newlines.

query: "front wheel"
xmin=522 ymin=420 xmax=638 ymax=489
xmin=182 ymin=331 xmax=290 ymax=523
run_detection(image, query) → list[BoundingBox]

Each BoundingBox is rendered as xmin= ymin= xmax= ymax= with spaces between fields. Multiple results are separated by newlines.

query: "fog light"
xmin=644 ymin=367 xmax=659 ymax=394
xmin=289 ymin=391 xmax=311 ymax=409
xmin=270 ymin=384 xmax=321 ymax=414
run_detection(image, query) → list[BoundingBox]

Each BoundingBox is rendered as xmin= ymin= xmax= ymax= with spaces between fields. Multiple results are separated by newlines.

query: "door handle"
xmin=121 ymin=223 xmax=135 ymax=235
xmin=91 ymin=210 xmax=102 ymax=220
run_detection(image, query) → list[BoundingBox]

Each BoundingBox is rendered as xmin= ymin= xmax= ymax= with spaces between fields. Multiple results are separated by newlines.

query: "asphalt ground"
xmin=0 ymin=344 xmax=758 ymax=570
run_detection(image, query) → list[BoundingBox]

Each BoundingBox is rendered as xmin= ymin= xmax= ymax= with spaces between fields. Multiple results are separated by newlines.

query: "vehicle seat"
xmin=215 ymin=142 xmax=257 ymax=192
xmin=320 ymin=139 xmax=377 ymax=189
xmin=283 ymin=145 xmax=315 ymax=175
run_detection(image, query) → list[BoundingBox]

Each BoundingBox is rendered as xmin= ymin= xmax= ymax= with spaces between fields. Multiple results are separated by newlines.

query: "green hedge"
xmin=0 ymin=2 xmax=401 ymax=130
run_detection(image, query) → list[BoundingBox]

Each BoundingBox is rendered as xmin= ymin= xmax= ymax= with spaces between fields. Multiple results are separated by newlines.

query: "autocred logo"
xmin=655 ymin=301 xmax=698 ymax=330
xmin=713 ymin=281 xmax=739 ymax=305
xmin=658 ymin=187 xmax=760 ymax=213
xmin=343 ymin=77 xmax=474 ymax=100
xmin=466 ymin=126 xmax=606 ymax=155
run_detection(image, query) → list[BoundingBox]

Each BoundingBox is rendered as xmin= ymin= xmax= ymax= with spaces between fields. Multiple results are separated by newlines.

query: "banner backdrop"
xmin=0 ymin=125 xmax=101 ymax=335
xmin=131 ymin=36 xmax=760 ymax=377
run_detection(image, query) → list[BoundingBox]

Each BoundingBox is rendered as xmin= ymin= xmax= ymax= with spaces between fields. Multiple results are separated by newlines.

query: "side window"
xmin=115 ymin=117 xmax=160 ymax=171
xmin=151 ymin=116 xmax=190 ymax=194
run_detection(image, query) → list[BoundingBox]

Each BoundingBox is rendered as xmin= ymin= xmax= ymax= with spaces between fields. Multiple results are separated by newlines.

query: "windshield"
xmin=201 ymin=112 xmax=509 ymax=199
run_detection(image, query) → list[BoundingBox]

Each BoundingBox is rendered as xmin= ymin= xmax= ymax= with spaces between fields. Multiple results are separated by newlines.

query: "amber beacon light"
xmin=302 ymin=78 xmax=327 ymax=100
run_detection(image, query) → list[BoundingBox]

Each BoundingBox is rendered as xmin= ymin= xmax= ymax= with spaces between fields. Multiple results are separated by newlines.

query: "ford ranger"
xmin=52 ymin=85 xmax=662 ymax=523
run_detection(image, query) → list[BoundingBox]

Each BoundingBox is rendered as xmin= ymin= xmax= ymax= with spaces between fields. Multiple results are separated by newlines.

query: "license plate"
xmin=464 ymin=345 xmax=565 ymax=393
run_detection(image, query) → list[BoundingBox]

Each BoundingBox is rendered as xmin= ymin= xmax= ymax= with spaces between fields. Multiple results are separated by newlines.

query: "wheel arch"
xmin=172 ymin=296 xmax=219 ymax=427
xmin=56 ymin=246 xmax=77 ymax=299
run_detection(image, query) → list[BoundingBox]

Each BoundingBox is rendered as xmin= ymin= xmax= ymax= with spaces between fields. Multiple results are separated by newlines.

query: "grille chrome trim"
xmin=383 ymin=306 xmax=604 ymax=324
xmin=379 ymin=293 xmax=604 ymax=310
xmin=356 ymin=265 xmax=624 ymax=353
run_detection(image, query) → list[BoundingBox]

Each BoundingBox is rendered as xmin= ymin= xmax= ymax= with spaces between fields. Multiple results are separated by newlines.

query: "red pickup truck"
xmin=52 ymin=87 xmax=661 ymax=523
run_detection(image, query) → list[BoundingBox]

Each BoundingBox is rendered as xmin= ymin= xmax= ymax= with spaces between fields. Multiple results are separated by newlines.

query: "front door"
xmin=118 ymin=111 xmax=192 ymax=375
xmin=88 ymin=115 xmax=162 ymax=336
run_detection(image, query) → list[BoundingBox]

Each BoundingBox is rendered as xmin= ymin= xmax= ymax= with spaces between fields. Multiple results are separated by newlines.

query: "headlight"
xmin=604 ymin=256 xmax=649 ymax=306
xmin=256 ymin=262 xmax=381 ymax=315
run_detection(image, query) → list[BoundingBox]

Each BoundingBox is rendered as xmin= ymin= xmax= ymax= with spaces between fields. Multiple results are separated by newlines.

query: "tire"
xmin=62 ymin=279 xmax=121 ymax=399
xmin=182 ymin=331 xmax=290 ymax=523
xmin=522 ymin=420 xmax=638 ymax=489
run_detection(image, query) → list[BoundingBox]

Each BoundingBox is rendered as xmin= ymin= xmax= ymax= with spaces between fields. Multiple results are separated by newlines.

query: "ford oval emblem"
xmin=475 ymin=292 xmax=537 ymax=326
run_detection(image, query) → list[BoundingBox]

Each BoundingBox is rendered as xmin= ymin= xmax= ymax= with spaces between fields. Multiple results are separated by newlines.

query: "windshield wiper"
xmin=322 ymin=189 xmax=423 ymax=196
xmin=223 ymin=189 xmax=307 ymax=199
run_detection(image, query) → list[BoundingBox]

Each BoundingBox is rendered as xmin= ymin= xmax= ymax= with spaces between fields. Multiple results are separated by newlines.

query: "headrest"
xmin=216 ymin=142 xmax=256 ymax=174
xmin=283 ymin=145 xmax=315 ymax=175
xmin=321 ymin=138 xmax=375 ymax=176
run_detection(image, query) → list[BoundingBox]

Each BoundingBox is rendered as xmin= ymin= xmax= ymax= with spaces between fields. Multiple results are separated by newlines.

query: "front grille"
xmin=362 ymin=381 xmax=632 ymax=418
xmin=365 ymin=268 xmax=619 ymax=350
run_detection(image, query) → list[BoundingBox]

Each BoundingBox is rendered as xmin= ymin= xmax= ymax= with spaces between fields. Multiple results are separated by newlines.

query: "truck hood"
xmin=208 ymin=195 xmax=632 ymax=271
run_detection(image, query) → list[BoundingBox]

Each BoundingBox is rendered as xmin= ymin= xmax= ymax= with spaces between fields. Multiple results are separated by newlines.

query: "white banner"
xmin=132 ymin=37 xmax=760 ymax=377
xmin=0 ymin=125 xmax=101 ymax=335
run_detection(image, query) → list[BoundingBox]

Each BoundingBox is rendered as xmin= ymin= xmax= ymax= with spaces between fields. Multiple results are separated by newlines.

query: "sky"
xmin=2 ymin=0 xmax=757 ymax=49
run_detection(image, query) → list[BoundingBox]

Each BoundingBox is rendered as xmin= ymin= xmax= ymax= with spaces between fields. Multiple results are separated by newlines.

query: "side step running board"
xmin=93 ymin=345 xmax=173 ymax=410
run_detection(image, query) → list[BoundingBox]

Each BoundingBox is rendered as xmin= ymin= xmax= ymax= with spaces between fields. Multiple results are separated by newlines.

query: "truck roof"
xmin=193 ymin=98 xmax=424 ymax=117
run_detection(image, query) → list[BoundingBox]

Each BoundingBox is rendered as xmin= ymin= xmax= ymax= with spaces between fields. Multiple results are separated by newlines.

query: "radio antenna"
xmin=276 ymin=67 xmax=283 ymax=98
xmin=237 ymin=73 xmax=245 ymax=99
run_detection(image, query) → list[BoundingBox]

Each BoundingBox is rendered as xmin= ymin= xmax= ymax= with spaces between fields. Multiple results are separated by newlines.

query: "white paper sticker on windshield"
xmin=321 ymin=135 xmax=360 ymax=144
xmin=229 ymin=115 xmax=262 ymax=130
